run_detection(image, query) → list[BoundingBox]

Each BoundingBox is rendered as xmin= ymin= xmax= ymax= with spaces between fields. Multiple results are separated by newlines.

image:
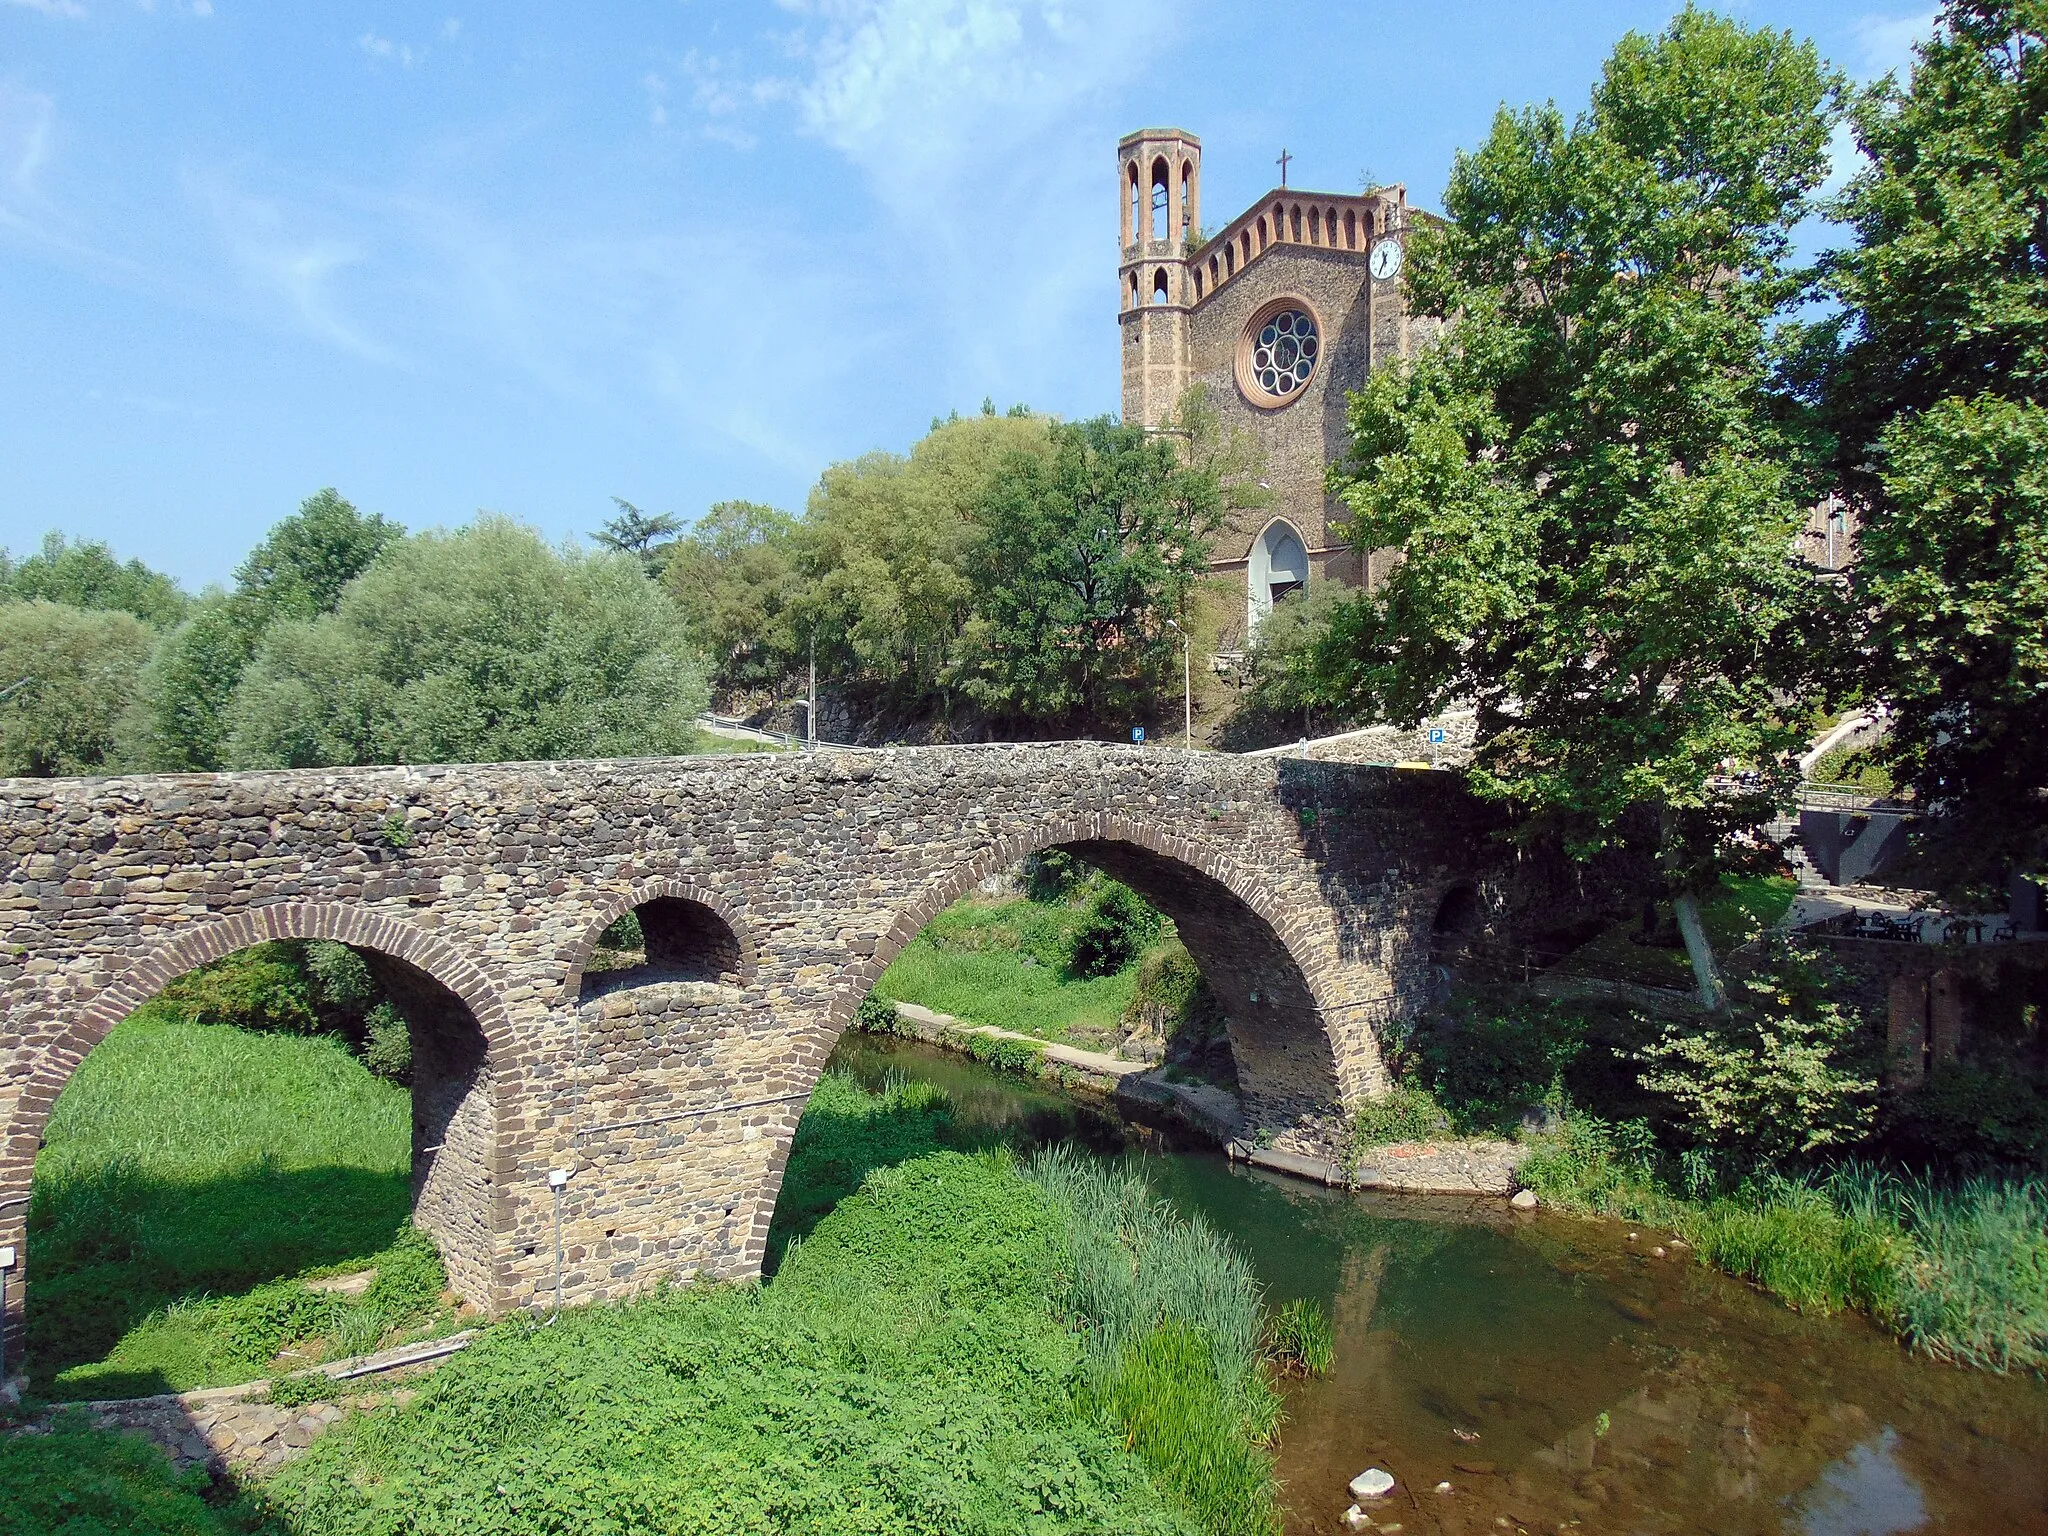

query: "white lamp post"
xmin=1165 ymin=618 xmax=1191 ymax=747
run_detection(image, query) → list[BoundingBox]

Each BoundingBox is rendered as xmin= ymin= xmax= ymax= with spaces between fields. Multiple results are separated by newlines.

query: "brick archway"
xmin=738 ymin=811 xmax=1358 ymax=1270
xmin=557 ymin=878 xmax=757 ymax=1003
xmin=1 ymin=901 xmax=514 ymax=1338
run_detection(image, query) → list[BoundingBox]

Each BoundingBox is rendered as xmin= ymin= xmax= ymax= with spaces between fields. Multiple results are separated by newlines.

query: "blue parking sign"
xmin=1131 ymin=726 xmax=1146 ymax=744
xmin=1427 ymin=727 xmax=1446 ymax=745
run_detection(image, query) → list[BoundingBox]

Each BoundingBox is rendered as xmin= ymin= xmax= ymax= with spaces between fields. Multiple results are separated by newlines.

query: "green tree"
xmin=0 ymin=600 xmax=155 ymax=775
xmin=3 ymin=531 xmax=187 ymax=627
xmin=595 ymin=498 xmax=685 ymax=574
xmin=235 ymin=487 xmax=404 ymax=628
xmin=1821 ymin=1 xmax=2048 ymax=889
xmin=959 ymin=417 xmax=1221 ymax=730
xmin=1322 ymin=9 xmax=1842 ymax=1005
xmin=129 ymin=489 xmax=402 ymax=770
xmin=798 ymin=411 xmax=1054 ymax=725
xmin=223 ymin=517 xmax=709 ymax=767
xmin=665 ymin=501 xmax=804 ymax=693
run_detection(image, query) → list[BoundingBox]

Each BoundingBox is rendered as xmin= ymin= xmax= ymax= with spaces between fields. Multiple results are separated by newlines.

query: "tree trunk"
xmin=1671 ymin=889 xmax=1727 ymax=1010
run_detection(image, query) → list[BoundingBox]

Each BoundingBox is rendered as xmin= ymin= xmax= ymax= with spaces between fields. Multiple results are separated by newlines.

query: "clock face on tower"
xmin=1369 ymin=238 xmax=1404 ymax=281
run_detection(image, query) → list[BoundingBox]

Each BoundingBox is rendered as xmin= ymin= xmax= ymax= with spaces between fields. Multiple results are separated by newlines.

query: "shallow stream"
xmin=829 ymin=1034 xmax=2048 ymax=1536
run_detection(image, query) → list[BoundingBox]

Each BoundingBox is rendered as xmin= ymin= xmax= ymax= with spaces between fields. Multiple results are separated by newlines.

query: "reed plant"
xmin=1520 ymin=1111 xmax=2048 ymax=1371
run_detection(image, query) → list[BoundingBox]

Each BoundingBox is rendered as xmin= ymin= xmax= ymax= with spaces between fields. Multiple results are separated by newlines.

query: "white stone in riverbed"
xmin=1343 ymin=1505 xmax=1372 ymax=1530
xmin=1510 ymin=1189 xmax=1538 ymax=1210
xmin=1349 ymin=1468 xmax=1396 ymax=1500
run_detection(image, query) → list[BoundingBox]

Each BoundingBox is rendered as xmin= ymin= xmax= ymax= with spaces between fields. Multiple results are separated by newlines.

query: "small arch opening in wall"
xmin=1179 ymin=158 xmax=1194 ymax=235
xmin=1256 ymin=216 xmax=1268 ymax=252
xmin=1290 ymin=204 xmax=1302 ymax=241
xmin=1150 ymin=156 xmax=1169 ymax=242
xmin=1126 ymin=162 xmax=1140 ymax=246
xmin=1128 ymin=272 xmax=1141 ymax=310
xmin=580 ymin=897 xmax=746 ymax=997
xmin=1308 ymin=206 xmax=1320 ymax=245
xmin=1345 ymin=209 xmax=1357 ymax=249
xmin=1209 ymin=254 xmax=1220 ymax=287
xmin=1429 ymin=884 xmax=1487 ymax=972
xmin=1153 ymin=267 xmax=1169 ymax=305
xmin=1193 ymin=268 xmax=1204 ymax=300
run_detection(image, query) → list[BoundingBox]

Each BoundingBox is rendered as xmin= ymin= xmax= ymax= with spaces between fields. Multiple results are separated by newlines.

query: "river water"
xmin=828 ymin=1034 xmax=2048 ymax=1536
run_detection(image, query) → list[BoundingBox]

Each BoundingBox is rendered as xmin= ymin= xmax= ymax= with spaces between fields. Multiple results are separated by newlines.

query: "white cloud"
xmin=1854 ymin=10 xmax=1939 ymax=82
xmin=359 ymin=31 xmax=422 ymax=69
xmin=4 ymin=0 xmax=89 ymax=18
xmin=0 ymin=82 xmax=55 ymax=195
xmin=790 ymin=0 xmax=1164 ymax=201
xmin=191 ymin=173 xmax=395 ymax=362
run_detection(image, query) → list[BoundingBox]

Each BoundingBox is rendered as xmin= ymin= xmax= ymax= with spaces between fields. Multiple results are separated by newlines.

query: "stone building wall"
xmin=0 ymin=745 xmax=1591 ymax=1350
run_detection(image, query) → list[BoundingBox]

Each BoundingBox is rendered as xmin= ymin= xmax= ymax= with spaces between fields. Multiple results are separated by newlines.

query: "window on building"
xmin=1153 ymin=267 xmax=1169 ymax=305
xmin=1247 ymin=520 xmax=1310 ymax=632
xmin=1151 ymin=158 xmax=1169 ymax=242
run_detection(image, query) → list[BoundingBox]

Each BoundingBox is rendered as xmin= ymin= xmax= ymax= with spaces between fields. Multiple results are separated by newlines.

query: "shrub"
xmin=1023 ymin=849 xmax=1090 ymax=903
xmin=1068 ymin=881 xmax=1163 ymax=979
xmin=1634 ymin=970 xmax=1877 ymax=1162
xmin=358 ymin=1004 xmax=411 ymax=1084
xmin=854 ymin=992 xmax=901 ymax=1035
xmin=1349 ymin=1086 xmax=1452 ymax=1148
xmin=1884 ymin=1066 xmax=2048 ymax=1173
xmin=158 ymin=942 xmax=321 ymax=1034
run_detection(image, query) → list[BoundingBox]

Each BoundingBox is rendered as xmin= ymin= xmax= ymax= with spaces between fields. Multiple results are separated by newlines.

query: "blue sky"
xmin=1 ymin=1 xmax=1932 ymax=590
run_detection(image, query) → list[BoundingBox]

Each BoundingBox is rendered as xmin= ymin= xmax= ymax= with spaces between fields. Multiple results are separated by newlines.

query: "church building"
xmin=1117 ymin=129 xmax=1441 ymax=645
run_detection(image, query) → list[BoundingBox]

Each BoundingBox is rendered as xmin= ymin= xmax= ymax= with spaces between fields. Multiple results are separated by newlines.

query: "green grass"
xmin=1518 ymin=1112 xmax=2048 ymax=1369
xmin=1348 ymin=1086 xmax=1453 ymax=1149
xmin=1551 ymin=874 xmax=1798 ymax=989
xmin=0 ymin=1415 xmax=263 ymax=1536
xmin=261 ymin=1151 xmax=1215 ymax=1536
xmin=29 ymin=1005 xmax=451 ymax=1398
xmin=876 ymin=897 xmax=1144 ymax=1043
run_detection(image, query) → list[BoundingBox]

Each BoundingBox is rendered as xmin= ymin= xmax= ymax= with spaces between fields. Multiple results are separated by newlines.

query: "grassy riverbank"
xmin=1518 ymin=1112 xmax=2048 ymax=1371
xmin=27 ymin=1007 xmax=455 ymax=1400
xmin=8 ymin=1056 xmax=1299 ymax=1536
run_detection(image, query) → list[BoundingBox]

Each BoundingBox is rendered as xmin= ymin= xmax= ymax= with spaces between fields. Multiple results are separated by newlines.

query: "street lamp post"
xmin=1165 ymin=619 xmax=1191 ymax=747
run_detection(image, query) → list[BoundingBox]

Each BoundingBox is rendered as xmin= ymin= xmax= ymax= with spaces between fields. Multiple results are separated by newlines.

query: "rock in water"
xmin=1510 ymin=1188 xmax=1538 ymax=1210
xmin=1349 ymin=1468 xmax=1397 ymax=1500
xmin=1343 ymin=1504 xmax=1372 ymax=1530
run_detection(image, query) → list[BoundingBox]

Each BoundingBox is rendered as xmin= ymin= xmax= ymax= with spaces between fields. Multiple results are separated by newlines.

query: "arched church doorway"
xmin=1248 ymin=519 xmax=1309 ymax=632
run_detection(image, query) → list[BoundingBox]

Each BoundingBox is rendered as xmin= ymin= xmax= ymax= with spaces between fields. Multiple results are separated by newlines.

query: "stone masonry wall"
xmin=0 ymin=744 xmax=1534 ymax=1352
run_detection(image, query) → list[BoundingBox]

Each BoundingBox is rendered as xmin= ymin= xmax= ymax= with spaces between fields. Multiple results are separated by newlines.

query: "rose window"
xmin=1238 ymin=304 xmax=1321 ymax=406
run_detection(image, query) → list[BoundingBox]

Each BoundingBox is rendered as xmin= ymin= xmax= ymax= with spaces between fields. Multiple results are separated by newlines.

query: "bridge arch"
xmin=1 ymin=901 xmax=513 ymax=1347
xmin=559 ymin=879 xmax=757 ymax=1001
xmin=741 ymin=811 xmax=1367 ymax=1262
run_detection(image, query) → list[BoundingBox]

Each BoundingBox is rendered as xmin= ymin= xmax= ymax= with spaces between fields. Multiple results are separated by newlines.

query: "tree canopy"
xmin=1820 ymin=0 xmax=2048 ymax=889
xmin=1319 ymin=7 xmax=1843 ymax=1001
xmin=0 ymin=601 xmax=155 ymax=776
xmin=225 ymin=518 xmax=708 ymax=768
xmin=2 ymin=532 xmax=187 ymax=628
xmin=130 ymin=489 xmax=403 ymax=771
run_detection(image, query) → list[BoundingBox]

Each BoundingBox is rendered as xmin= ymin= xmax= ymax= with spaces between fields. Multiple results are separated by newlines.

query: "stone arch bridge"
xmin=0 ymin=744 xmax=1542 ymax=1344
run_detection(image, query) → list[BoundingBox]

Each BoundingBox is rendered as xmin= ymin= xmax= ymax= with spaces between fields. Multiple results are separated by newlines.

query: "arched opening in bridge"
xmin=1429 ymin=883 xmax=1487 ymax=993
xmin=19 ymin=935 xmax=494 ymax=1400
xmin=577 ymin=894 xmax=747 ymax=996
xmin=760 ymin=834 xmax=1344 ymax=1267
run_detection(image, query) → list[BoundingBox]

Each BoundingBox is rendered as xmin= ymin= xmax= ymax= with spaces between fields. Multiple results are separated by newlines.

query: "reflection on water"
xmin=829 ymin=1035 xmax=2048 ymax=1536
xmin=1795 ymin=1429 xmax=1927 ymax=1536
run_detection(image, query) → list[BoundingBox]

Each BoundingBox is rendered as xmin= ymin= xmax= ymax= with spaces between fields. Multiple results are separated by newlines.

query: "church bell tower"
xmin=1119 ymin=129 xmax=1200 ymax=429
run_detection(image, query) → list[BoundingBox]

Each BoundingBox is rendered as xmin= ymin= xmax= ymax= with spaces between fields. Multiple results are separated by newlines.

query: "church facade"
xmin=1117 ymin=128 xmax=1441 ymax=646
